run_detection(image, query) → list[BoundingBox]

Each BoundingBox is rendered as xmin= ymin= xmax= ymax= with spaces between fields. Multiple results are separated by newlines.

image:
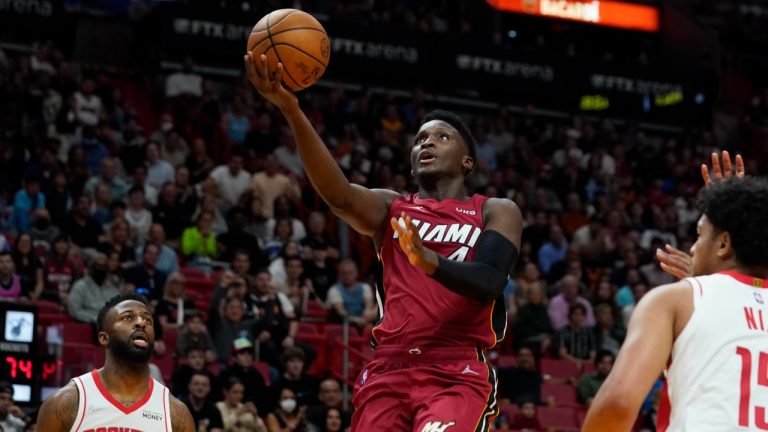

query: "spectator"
xmin=166 ymin=56 xmax=203 ymax=98
xmin=245 ymin=269 xmax=312 ymax=368
xmin=194 ymin=193 xmax=228 ymax=235
xmin=176 ymin=310 xmax=217 ymax=362
xmin=123 ymin=242 xmax=167 ymax=300
xmin=67 ymin=254 xmax=119 ymax=323
xmin=45 ymin=170 xmax=71 ymax=227
xmin=223 ymin=95 xmax=252 ymax=145
xmin=152 ymin=182 xmax=189 ymax=242
xmin=12 ymin=176 xmax=46 ymax=233
xmin=267 ymin=196 xmax=307 ymax=242
xmin=0 ymin=252 xmax=25 ymax=300
xmin=548 ymin=274 xmax=595 ymax=330
xmin=577 ymin=351 xmax=615 ymax=406
xmin=268 ymin=241 xmax=301 ymax=291
xmin=244 ymin=196 xmax=269 ymax=245
xmin=145 ymin=141 xmax=175 ymax=189
xmin=181 ymin=211 xmax=219 ymax=265
xmin=183 ymin=371 xmax=224 ymax=432
xmin=301 ymin=211 xmax=340 ymax=261
xmin=497 ymin=347 xmax=544 ymax=404
xmin=42 ymin=234 xmax=83 ymax=303
xmin=175 ymin=165 xmax=199 ymax=216
xmin=508 ymin=399 xmax=543 ymax=431
xmin=97 ymin=218 xmax=136 ymax=266
xmin=280 ymin=256 xmax=310 ymax=311
xmin=231 ymin=249 xmax=254 ymax=277
xmin=513 ymin=262 xmax=546 ymax=308
xmin=302 ymin=239 xmax=336 ymax=302
xmin=160 ymin=129 xmax=189 ymax=168
xmin=135 ymin=224 xmax=179 ymax=275
xmin=0 ymin=382 xmax=26 ymax=432
xmin=217 ymin=207 xmax=262 ymax=263
xmin=11 ymin=233 xmax=44 ymax=300
xmin=325 ymin=259 xmax=376 ymax=327
xmin=89 ymin=184 xmax=113 ymax=227
xmin=271 ymin=348 xmax=320 ymax=409
xmin=209 ymin=296 xmax=264 ymax=362
xmin=306 ymin=379 xmax=350 ymax=432
xmin=128 ymin=165 xmax=159 ymax=206
xmin=71 ymin=126 xmax=109 ymax=174
xmin=265 ymin=387 xmax=308 ymax=432
xmin=319 ymin=407 xmax=346 ymax=432
xmin=251 ymin=155 xmax=301 ymax=219
xmin=273 ymin=132 xmax=304 ymax=178
xmin=124 ymin=186 xmax=152 ymax=243
xmin=593 ymin=303 xmax=625 ymax=356
xmin=83 ymin=158 xmax=127 ymax=202
xmin=218 ymin=338 xmax=269 ymax=413
xmin=186 ymin=137 xmax=215 ymax=185
xmin=537 ymin=224 xmax=568 ymax=276
xmin=73 ymin=78 xmax=102 ymax=127
xmin=171 ymin=346 xmax=216 ymax=399
xmin=264 ymin=218 xmax=296 ymax=262
xmin=559 ymin=192 xmax=589 ymax=238
xmin=209 ymin=148 xmax=252 ymax=208
xmin=216 ymin=377 xmax=268 ymax=432
xmin=556 ymin=303 xmax=597 ymax=366
xmin=513 ymin=284 xmax=554 ymax=352
xmin=155 ymin=272 xmax=196 ymax=332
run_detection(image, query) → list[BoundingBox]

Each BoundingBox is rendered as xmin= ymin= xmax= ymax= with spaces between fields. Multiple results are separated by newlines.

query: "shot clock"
xmin=0 ymin=301 xmax=40 ymax=406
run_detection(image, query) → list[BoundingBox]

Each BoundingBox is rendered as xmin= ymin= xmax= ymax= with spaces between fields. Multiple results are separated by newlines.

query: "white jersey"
xmin=69 ymin=369 xmax=172 ymax=432
xmin=661 ymin=272 xmax=768 ymax=432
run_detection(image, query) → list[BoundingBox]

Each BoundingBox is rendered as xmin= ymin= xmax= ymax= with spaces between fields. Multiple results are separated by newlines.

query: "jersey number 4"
xmin=736 ymin=346 xmax=768 ymax=429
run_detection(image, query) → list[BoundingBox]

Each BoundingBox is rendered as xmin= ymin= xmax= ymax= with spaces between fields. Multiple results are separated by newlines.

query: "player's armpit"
xmin=582 ymin=281 xmax=689 ymax=431
xmin=170 ymin=395 xmax=195 ymax=432
xmin=36 ymin=382 xmax=79 ymax=432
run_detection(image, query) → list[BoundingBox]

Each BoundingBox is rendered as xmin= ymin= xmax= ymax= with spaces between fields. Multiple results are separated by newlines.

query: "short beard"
xmin=109 ymin=337 xmax=154 ymax=364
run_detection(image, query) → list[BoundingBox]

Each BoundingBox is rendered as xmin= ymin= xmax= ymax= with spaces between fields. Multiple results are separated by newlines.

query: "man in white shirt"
xmin=251 ymin=154 xmax=301 ymax=218
xmin=73 ymin=78 xmax=102 ymax=127
xmin=0 ymin=382 xmax=27 ymax=432
xmin=165 ymin=57 xmax=203 ymax=98
xmin=209 ymin=149 xmax=252 ymax=206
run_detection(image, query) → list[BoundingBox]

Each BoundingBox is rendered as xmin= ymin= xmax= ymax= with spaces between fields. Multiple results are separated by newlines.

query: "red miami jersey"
xmin=372 ymin=193 xmax=507 ymax=351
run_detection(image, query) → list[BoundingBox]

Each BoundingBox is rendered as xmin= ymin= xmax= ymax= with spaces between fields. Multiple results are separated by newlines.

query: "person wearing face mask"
xmin=67 ymin=254 xmax=119 ymax=324
xmin=266 ymin=387 xmax=307 ymax=432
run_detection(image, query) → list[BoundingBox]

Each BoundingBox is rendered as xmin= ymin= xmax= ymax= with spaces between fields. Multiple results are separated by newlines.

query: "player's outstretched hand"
xmin=701 ymin=150 xmax=745 ymax=186
xmin=656 ymin=244 xmax=693 ymax=280
xmin=244 ymin=52 xmax=298 ymax=112
xmin=390 ymin=212 xmax=438 ymax=274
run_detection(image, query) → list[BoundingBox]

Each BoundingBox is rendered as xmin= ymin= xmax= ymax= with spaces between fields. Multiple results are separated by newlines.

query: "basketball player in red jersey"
xmin=37 ymin=294 xmax=195 ymax=431
xmin=245 ymin=53 xmax=522 ymax=431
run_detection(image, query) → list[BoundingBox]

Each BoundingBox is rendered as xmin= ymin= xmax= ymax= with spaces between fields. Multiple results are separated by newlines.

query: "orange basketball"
xmin=247 ymin=9 xmax=331 ymax=92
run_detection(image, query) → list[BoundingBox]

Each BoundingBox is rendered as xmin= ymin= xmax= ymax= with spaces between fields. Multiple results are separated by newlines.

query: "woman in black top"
xmin=11 ymin=233 xmax=44 ymax=299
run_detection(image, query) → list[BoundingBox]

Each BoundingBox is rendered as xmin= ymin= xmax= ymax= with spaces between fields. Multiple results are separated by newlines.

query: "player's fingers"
xmin=660 ymin=262 xmax=687 ymax=280
xmin=736 ymin=154 xmax=745 ymax=178
xmin=273 ymin=63 xmax=284 ymax=91
xmin=259 ymin=54 xmax=269 ymax=81
xmin=665 ymin=244 xmax=688 ymax=257
xmin=722 ymin=151 xmax=732 ymax=178
xmin=390 ymin=217 xmax=405 ymax=238
xmin=701 ymin=164 xmax=711 ymax=186
xmin=711 ymin=152 xmax=723 ymax=180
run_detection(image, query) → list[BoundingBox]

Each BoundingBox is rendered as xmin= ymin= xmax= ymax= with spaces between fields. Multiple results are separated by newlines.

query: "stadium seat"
xmin=538 ymin=406 xmax=580 ymax=431
xmin=61 ymin=322 xmax=95 ymax=345
xmin=254 ymin=361 xmax=271 ymax=386
xmin=180 ymin=267 xmax=208 ymax=279
xmin=163 ymin=328 xmax=179 ymax=352
xmin=496 ymin=355 xmax=517 ymax=368
xmin=302 ymin=299 xmax=329 ymax=322
xmin=498 ymin=401 xmax=520 ymax=418
xmin=541 ymin=358 xmax=581 ymax=379
xmin=153 ymin=354 xmax=175 ymax=384
xmin=541 ymin=382 xmax=579 ymax=406
xmin=298 ymin=322 xmax=320 ymax=334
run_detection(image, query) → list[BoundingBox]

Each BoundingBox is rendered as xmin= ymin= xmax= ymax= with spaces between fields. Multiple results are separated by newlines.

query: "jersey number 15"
xmin=736 ymin=346 xmax=768 ymax=430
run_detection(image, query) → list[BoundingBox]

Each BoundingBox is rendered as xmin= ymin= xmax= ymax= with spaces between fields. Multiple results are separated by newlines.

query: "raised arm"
xmin=391 ymin=197 xmax=523 ymax=302
xmin=244 ymin=53 xmax=399 ymax=240
xmin=36 ymin=382 xmax=79 ymax=432
xmin=170 ymin=394 xmax=196 ymax=432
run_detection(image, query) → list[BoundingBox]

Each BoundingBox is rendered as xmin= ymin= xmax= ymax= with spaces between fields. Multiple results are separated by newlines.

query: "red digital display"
xmin=5 ymin=356 xmax=33 ymax=380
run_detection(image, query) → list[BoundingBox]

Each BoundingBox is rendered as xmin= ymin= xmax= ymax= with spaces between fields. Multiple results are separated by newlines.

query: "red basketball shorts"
xmin=351 ymin=346 xmax=498 ymax=432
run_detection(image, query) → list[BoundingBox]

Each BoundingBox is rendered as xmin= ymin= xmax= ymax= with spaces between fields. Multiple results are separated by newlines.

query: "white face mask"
xmin=280 ymin=398 xmax=297 ymax=413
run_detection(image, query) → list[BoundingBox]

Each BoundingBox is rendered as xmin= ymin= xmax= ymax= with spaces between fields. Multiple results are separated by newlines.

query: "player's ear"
xmin=715 ymin=230 xmax=734 ymax=260
xmin=98 ymin=330 xmax=109 ymax=347
xmin=463 ymin=156 xmax=474 ymax=173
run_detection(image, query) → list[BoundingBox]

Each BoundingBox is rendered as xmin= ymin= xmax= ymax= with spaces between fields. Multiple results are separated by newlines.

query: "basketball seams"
xmin=271 ymin=42 xmax=329 ymax=68
xmin=248 ymin=27 xmax=327 ymax=52
xmin=266 ymin=10 xmax=305 ymax=90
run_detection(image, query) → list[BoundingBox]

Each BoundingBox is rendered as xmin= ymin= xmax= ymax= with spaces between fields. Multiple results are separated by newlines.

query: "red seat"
xmin=163 ymin=328 xmax=179 ymax=353
xmin=582 ymin=362 xmax=595 ymax=375
xmin=298 ymin=322 xmax=320 ymax=334
xmin=153 ymin=354 xmax=176 ymax=384
xmin=61 ymin=322 xmax=95 ymax=345
xmin=35 ymin=300 xmax=64 ymax=314
xmin=541 ymin=382 xmax=579 ymax=406
xmin=296 ymin=333 xmax=327 ymax=376
xmin=180 ymin=267 xmax=208 ymax=279
xmin=498 ymin=401 xmax=520 ymax=418
xmin=496 ymin=355 xmax=517 ymax=368
xmin=302 ymin=299 xmax=328 ymax=322
xmin=254 ymin=361 xmax=271 ymax=386
xmin=62 ymin=343 xmax=105 ymax=378
xmin=538 ymin=406 xmax=579 ymax=431
xmin=39 ymin=312 xmax=72 ymax=327
xmin=541 ymin=358 xmax=581 ymax=379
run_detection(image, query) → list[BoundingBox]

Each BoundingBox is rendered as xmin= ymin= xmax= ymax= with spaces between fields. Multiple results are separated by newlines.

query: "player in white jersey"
xmin=584 ymin=174 xmax=768 ymax=431
xmin=37 ymin=294 xmax=195 ymax=431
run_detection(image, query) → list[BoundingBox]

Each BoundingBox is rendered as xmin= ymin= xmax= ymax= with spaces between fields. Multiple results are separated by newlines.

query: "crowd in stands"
xmin=0 ymin=21 xmax=763 ymax=429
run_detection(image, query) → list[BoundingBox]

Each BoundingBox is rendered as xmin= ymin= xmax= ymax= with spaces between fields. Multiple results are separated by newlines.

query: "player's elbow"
xmin=583 ymin=394 xmax=637 ymax=431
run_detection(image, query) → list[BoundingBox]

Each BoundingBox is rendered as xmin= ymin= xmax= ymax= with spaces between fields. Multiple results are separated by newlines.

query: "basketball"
xmin=247 ymin=9 xmax=331 ymax=92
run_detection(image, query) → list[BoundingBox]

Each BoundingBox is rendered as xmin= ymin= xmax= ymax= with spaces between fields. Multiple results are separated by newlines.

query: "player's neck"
xmin=100 ymin=358 xmax=150 ymax=396
xmin=417 ymin=177 xmax=467 ymax=202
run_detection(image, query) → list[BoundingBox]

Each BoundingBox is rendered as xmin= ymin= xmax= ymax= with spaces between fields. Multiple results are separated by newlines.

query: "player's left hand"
xmin=390 ymin=212 xmax=438 ymax=274
xmin=656 ymin=244 xmax=693 ymax=280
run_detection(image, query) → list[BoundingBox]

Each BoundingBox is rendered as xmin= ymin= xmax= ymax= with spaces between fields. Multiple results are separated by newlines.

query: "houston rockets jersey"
xmin=372 ymin=193 xmax=507 ymax=351
xmin=659 ymin=272 xmax=768 ymax=431
xmin=69 ymin=369 xmax=172 ymax=432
